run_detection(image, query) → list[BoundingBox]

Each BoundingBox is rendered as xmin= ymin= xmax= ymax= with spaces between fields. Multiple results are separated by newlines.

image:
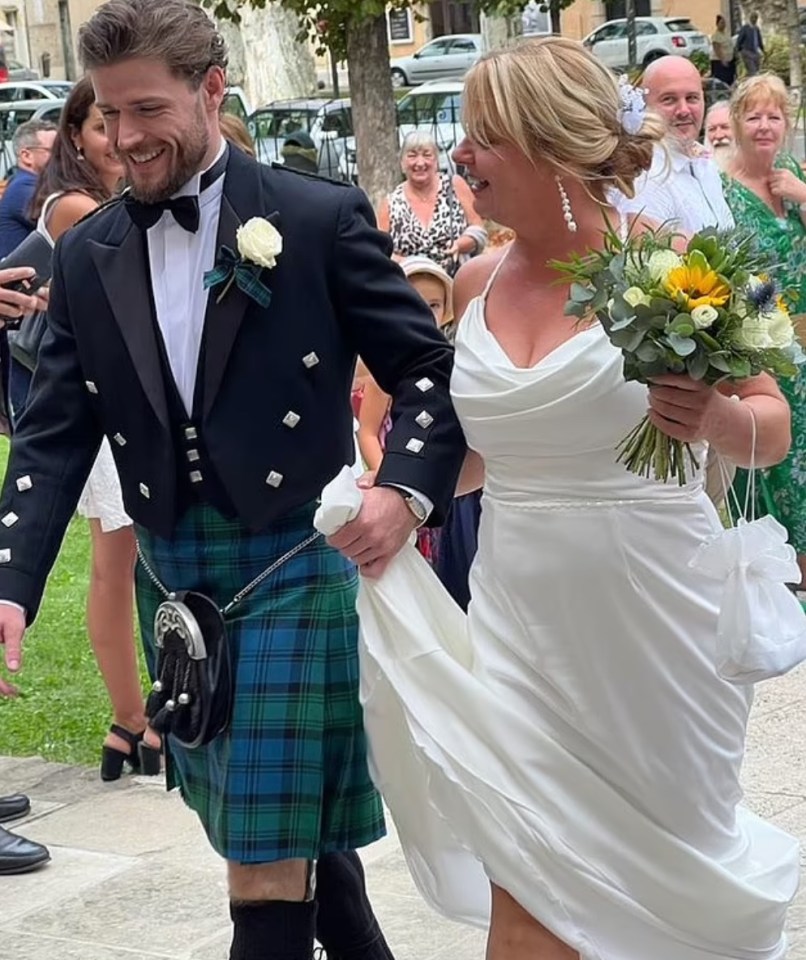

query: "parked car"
xmin=222 ymin=85 xmax=252 ymax=124
xmin=582 ymin=17 xmax=710 ymax=69
xmin=248 ymin=97 xmax=355 ymax=181
xmin=0 ymin=98 xmax=65 ymax=178
xmin=390 ymin=34 xmax=482 ymax=89
xmin=8 ymin=60 xmax=39 ymax=81
xmin=0 ymin=79 xmax=73 ymax=103
xmin=395 ymin=80 xmax=465 ymax=171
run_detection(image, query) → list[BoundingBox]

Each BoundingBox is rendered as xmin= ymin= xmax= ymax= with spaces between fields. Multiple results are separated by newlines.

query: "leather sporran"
xmin=145 ymin=590 xmax=233 ymax=749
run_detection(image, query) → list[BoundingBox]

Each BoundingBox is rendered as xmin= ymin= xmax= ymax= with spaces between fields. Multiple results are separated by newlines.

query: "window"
xmin=250 ymin=109 xmax=318 ymax=140
xmin=592 ymin=22 xmax=627 ymax=42
xmin=449 ymin=38 xmax=478 ymax=53
xmin=417 ymin=40 xmax=450 ymax=59
xmin=522 ymin=1 xmax=550 ymax=36
xmin=21 ymin=86 xmax=49 ymax=100
xmin=321 ymin=108 xmax=353 ymax=138
xmin=634 ymin=21 xmax=658 ymax=36
xmin=664 ymin=19 xmax=697 ymax=34
xmin=0 ymin=86 xmax=15 ymax=102
xmin=387 ymin=8 xmax=413 ymax=44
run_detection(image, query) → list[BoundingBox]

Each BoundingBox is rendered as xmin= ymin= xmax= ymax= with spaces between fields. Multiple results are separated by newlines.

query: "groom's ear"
xmin=202 ymin=65 xmax=226 ymax=114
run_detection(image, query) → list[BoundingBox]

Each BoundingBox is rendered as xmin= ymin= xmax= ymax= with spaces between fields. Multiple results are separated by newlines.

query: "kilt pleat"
xmin=135 ymin=501 xmax=385 ymax=863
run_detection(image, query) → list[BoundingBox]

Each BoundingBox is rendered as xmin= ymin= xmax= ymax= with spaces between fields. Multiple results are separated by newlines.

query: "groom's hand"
xmin=327 ymin=486 xmax=418 ymax=579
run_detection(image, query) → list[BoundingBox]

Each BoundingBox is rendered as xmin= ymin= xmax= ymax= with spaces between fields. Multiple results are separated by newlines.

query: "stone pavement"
xmin=1 ymin=665 xmax=806 ymax=959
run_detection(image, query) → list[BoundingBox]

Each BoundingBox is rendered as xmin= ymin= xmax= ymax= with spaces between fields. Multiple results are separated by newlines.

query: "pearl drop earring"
xmin=555 ymin=174 xmax=578 ymax=233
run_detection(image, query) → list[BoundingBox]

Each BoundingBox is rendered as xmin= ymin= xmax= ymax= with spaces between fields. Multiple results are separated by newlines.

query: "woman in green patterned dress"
xmin=722 ymin=73 xmax=806 ymax=590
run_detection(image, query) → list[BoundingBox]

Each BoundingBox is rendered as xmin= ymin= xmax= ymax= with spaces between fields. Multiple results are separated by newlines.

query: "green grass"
xmin=0 ymin=436 xmax=147 ymax=768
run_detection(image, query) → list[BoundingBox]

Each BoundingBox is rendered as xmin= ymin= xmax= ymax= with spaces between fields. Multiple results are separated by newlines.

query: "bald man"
xmin=614 ymin=55 xmax=733 ymax=234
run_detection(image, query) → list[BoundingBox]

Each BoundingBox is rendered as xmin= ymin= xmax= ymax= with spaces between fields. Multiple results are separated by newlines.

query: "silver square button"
xmin=266 ymin=470 xmax=284 ymax=488
xmin=16 ymin=476 xmax=32 ymax=492
xmin=415 ymin=411 xmax=434 ymax=429
xmin=302 ymin=352 xmax=320 ymax=369
xmin=0 ymin=549 xmax=11 ymax=564
xmin=283 ymin=411 xmax=301 ymax=429
xmin=113 ymin=433 xmax=127 ymax=447
xmin=190 ymin=470 xmax=203 ymax=484
xmin=187 ymin=449 xmax=200 ymax=462
xmin=415 ymin=377 xmax=434 ymax=393
xmin=184 ymin=426 xmax=198 ymax=441
xmin=1 ymin=512 xmax=18 ymax=528
xmin=406 ymin=438 xmax=424 ymax=454
xmin=85 ymin=381 xmax=99 ymax=395
xmin=139 ymin=483 xmax=150 ymax=499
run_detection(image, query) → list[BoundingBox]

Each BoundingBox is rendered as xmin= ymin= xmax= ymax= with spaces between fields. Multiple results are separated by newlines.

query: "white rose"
xmin=623 ymin=286 xmax=651 ymax=308
xmin=236 ymin=218 xmax=283 ymax=269
xmin=766 ymin=309 xmax=795 ymax=348
xmin=647 ymin=249 xmax=683 ymax=283
xmin=738 ymin=316 xmax=773 ymax=349
xmin=690 ymin=304 xmax=718 ymax=329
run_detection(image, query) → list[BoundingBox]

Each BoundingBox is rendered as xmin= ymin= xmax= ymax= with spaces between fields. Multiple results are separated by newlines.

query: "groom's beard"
xmin=120 ymin=100 xmax=209 ymax=204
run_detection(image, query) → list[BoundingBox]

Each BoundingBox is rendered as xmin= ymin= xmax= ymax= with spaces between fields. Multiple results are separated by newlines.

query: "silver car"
xmin=390 ymin=34 xmax=482 ymax=89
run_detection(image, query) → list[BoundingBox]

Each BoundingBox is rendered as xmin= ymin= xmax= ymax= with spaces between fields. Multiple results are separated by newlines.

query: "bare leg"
xmin=486 ymin=883 xmax=578 ymax=960
xmin=86 ymin=520 xmax=144 ymax=752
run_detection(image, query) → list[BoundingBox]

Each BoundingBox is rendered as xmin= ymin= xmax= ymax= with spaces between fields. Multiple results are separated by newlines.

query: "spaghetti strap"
xmin=480 ymin=245 xmax=512 ymax=303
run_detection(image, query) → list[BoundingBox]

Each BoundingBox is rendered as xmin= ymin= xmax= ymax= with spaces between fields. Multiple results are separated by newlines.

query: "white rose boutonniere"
xmin=237 ymin=217 xmax=283 ymax=270
xmin=203 ymin=215 xmax=281 ymax=307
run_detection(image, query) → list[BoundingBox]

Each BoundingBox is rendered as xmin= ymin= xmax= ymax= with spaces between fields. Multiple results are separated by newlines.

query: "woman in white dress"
xmin=352 ymin=38 xmax=799 ymax=960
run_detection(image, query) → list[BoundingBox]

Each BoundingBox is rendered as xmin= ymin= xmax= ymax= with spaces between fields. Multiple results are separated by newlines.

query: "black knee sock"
xmin=315 ymin=851 xmax=395 ymax=960
xmin=230 ymin=900 xmax=317 ymax=960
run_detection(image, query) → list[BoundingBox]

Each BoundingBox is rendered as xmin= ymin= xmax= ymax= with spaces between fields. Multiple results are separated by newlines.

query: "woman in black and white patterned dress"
xmin=378 ymin=131 xmax=487 ymax=273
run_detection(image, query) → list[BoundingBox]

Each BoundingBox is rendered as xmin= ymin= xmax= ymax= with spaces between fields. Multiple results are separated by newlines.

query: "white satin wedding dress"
xmin=345 ymin=255 xmax=800 ymax=960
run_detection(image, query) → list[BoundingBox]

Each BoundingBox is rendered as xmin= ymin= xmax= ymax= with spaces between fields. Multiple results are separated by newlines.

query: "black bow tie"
xmin=125 ymin=193 xmax=200 ymax=232
xmin=124 ymin=148 xmax=229 ymax=234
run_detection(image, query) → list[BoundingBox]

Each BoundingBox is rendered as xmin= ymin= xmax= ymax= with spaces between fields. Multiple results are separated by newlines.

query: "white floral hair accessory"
xmin=617 ymin=74 xmax=647 ymax=135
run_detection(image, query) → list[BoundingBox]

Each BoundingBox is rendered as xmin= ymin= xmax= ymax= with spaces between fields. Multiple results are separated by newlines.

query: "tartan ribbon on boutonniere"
xmin=203 ymin=216 xmax=281 ymax=308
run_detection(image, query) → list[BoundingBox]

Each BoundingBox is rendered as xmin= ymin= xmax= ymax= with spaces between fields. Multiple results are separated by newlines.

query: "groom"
xmin=0 ymin=1 xmax=465 ymax=958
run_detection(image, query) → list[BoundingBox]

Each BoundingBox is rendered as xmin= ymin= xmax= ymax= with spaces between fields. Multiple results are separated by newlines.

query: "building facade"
xmin=560 ymin=0 xmax=730 ymax=42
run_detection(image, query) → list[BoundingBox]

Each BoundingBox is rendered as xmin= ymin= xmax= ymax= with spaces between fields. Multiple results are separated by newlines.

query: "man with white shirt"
xmin=615 ymin=55 xmax=734 ymax=233
xmin=0 ymin=1 xmax=465 ymax=958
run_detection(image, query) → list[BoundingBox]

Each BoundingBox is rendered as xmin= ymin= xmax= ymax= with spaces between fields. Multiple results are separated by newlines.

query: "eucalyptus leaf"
xmin=570 ymin=282 xmax=595 ymax=303
xmin=686 ymin=350 xmax=709 ymax=380
xmin=636 ymin=341 xmax=662 ymax=362
xmin=665 ymin=333 xmax=697 ymax=357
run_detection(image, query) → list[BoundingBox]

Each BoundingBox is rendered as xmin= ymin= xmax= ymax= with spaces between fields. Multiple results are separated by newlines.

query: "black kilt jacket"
xmin=0 ymin=147 xmax=466 ymax=620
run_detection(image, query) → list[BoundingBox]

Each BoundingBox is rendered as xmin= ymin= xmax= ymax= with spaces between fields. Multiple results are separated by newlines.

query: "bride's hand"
xmin=646 ymin=375 xmax=729 ymax=443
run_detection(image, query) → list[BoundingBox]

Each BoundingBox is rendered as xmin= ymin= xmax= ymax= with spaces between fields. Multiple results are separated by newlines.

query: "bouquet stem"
xmin=616 ymin=416 xmax=700 ymax=484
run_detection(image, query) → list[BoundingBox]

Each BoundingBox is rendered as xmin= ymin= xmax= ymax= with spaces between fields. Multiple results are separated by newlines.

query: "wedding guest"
xmin=710 ymin=14 xmax=736 ymax=87
xmin=0 ymin=120 xmax=56 ymax=258
xmin=704 ymin=100 xmax=733 ymax=170
xmin=344 ymin=36 xmax=797 ymax=960
xmin=721 ymin=73 xmax=806 ymax=589
xmin=377 ymin=131 xmax=486 ymax=273
xmin=27 ymin=76 xmax=155 ymax=782
xmin=0 ymin=3 xmax=465 ymax=959
xmin=614 ymin=55 xmax=733 ymax=232
xmin=219 ymin=112 xmax=255 ymax=158
xmin=736 ymin=12 xmax=765 ymax=77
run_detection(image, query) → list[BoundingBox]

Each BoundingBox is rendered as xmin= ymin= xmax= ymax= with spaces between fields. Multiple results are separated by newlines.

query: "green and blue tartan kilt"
xmin=135 ymin=501 xmax=385 ymax=864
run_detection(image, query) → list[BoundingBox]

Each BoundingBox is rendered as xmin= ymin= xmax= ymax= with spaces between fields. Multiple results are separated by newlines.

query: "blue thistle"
xmin=746 ymin=278 xmax=777 ymax=312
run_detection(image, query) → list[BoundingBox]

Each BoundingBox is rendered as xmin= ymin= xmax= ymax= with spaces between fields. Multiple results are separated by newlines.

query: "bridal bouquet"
xmin=553 ymin=223 xmax=804 ymax=483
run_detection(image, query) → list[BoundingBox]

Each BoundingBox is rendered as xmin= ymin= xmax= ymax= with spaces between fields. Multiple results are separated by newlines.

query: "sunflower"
xmin=664 ymin=263 xmax=730 ymax=310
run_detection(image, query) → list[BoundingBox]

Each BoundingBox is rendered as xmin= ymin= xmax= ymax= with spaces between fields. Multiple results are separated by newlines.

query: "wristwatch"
xmin=400 ymin=491 xmax=428 ymax=527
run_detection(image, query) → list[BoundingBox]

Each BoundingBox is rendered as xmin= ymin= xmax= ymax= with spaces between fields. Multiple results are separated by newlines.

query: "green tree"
xmin=204 ymin=0 xmax=539 ymax=208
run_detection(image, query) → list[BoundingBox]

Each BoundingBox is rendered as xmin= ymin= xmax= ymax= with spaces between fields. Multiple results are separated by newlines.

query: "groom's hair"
xmin=78 ymin=0 xmax=227 ymax=86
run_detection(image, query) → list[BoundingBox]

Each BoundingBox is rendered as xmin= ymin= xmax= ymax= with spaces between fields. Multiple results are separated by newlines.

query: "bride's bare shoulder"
xmin=453 ymin=245 xmax=510 ymax=319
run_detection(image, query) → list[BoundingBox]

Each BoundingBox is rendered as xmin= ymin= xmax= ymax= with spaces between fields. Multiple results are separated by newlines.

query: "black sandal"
xmin=100 ymin=724 xmax=161 ymax=781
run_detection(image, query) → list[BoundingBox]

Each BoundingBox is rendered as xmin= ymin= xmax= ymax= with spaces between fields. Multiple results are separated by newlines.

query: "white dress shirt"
xmin=612 ymin=141 xmax=734 ymax=234
xmin=147 ymin=142 xmax=227 ymax=414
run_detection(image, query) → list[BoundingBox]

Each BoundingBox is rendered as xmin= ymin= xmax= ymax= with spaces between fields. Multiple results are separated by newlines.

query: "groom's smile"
xmin=91 ymin=55 xmax=225 ymax=203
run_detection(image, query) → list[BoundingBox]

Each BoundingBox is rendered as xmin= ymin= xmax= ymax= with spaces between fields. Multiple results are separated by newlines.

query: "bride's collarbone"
xmin=485 ymin=288 xmax=591 ymax=368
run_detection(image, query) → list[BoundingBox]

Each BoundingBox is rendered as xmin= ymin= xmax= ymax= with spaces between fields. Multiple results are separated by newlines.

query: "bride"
xmin=332 ymin=37 xmax=799 ymax=960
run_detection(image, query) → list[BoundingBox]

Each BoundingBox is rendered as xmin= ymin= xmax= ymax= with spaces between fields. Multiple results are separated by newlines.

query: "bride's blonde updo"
xmin=463 ymin=37 xmax=666 ymax=199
